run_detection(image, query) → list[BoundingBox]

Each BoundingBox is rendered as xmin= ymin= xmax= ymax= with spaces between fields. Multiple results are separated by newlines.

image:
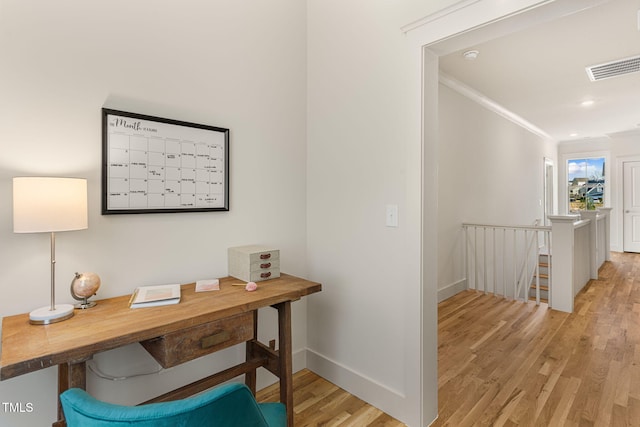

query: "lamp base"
xmin=29 ymin=304 xmax=75 ymax=325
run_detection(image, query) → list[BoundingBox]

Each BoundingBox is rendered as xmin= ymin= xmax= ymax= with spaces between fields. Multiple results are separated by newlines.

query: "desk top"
xmin=0 ymin=273 xmax=321 ymax=381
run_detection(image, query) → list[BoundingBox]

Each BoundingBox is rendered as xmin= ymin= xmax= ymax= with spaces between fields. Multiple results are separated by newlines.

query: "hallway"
xmin=434 ymin=251 xmax=640 ymax=426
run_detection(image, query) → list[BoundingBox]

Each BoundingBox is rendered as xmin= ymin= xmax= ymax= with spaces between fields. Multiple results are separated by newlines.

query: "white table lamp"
xmin=13 ymin=177 xmax=88 ymax=325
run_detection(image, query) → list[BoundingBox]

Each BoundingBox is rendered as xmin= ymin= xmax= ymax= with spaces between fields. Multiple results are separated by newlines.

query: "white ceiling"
xmin=436 ymin=0 xmax=640 ymax=142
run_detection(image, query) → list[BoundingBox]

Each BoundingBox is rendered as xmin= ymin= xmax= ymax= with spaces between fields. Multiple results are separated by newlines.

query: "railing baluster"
xmin=483 ymin=227 xmax=488 ymax=294
xmin=464 ymin=225 xmax=468 ymax=292
xmin=461 ymin=222 xmax=552 ymax=305
xmin=474 ymin=227 xmax=478 ymax=291
xmin=502 ymin=228 xmax=506 ymax=298
xmin=493 ymin=228 xmax=497 ymax=296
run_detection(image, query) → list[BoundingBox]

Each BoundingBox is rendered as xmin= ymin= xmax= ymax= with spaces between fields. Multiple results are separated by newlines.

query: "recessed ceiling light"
xmin=581 ymin=100 xmax=595 ymax=107
xmin=570 ymin=133 xmax=579 ymax=137
xmin=463 ymin=50 xmax=479 ymax=61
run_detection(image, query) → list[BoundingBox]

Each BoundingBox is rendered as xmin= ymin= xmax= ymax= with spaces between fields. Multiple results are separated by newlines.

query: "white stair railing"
xmin=462 ymin=221 xmax=552 ymax=305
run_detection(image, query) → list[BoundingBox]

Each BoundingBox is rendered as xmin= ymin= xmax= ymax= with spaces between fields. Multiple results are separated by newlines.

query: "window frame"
xmin=564 ymin=152 xmax=608 ymax=213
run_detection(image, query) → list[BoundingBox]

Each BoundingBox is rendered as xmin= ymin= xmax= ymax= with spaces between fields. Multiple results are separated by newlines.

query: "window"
xmin=567 ymin=157 xmax=605 ymax=212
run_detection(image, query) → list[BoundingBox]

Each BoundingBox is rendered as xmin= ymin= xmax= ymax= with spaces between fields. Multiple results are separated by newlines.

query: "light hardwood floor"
xmin=257 ymin=368 xmax=406 ymax=426
xmin=434 ymin=251 xmax=640 ymax=426
xmin=260 ymin=252 xmax=640 ymax=426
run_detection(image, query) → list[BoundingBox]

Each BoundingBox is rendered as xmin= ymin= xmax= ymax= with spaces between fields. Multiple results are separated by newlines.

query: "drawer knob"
xmin=260 ymin=272 xmax=272 ymax=279
xmin=260 ymin=262 xmax=271 ymax=269
xmin=200 ymin=331 xmax=231 ymax=349
xmin=260 ymin=253 xmax=271 ymax=260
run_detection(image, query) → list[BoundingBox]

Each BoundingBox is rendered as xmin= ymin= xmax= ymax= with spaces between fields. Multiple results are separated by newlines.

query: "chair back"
xmin=60 ymin=382 xmax=286 ymax=427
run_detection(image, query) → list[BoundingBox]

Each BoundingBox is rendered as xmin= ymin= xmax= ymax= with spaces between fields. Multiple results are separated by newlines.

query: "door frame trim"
xmin=543 ymin=157 xmax=555 ymax=225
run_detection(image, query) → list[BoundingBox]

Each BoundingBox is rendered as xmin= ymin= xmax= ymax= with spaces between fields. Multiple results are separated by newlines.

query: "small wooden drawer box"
xmin=140 ymin=312 xmax=254 ymax=368
xmin=228 ymin=245 xmax=280 ymax=282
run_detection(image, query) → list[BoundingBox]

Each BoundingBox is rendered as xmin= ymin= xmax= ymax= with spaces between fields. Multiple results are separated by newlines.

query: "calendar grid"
xmin=102 ymin=109 xmax=229 ymax=214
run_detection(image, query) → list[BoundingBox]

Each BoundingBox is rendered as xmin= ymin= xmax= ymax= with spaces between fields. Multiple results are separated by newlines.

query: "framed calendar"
xmin=102 ymin=109 xmax=229 ymax=214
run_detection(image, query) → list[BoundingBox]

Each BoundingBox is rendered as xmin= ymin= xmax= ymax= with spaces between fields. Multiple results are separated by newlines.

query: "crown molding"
xmin=401 ymin=0 xmax=482 ymax=34
xmin=440 ymin=73 xmax=555 ymax=142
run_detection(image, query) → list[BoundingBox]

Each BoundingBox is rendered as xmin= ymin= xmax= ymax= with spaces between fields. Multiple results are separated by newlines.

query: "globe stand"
xmin=70 ymin=272 xmax=100 ymax=310
xmin=74 ymin=298 xmax=97 ymax=310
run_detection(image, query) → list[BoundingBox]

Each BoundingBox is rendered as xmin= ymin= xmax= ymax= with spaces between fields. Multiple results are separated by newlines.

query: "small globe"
xmin=70 ymin=272 xmax=101 ymax=308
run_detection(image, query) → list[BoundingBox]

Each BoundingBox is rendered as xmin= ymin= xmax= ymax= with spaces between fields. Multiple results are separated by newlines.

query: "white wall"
xmin=305 ymin=1 xmax=430 ymax=425
xmin=438 ymin=84 xmax=557 ymax=299
xmin=0 ymin=1 xmax=307 ymax=426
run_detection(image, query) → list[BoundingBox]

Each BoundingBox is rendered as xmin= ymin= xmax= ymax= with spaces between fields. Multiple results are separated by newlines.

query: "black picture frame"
xmin=102 ymin=109 xmax=229 ymax=215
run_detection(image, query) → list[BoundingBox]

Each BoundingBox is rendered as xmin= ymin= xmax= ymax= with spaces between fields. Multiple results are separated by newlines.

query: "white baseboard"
xmin=305 ymin=348 xmax=409 ymax=424
xmin=259 ymin=348 xmax=417 ymax=425
xmin=438 ymin=278 xmax=467 ymax=302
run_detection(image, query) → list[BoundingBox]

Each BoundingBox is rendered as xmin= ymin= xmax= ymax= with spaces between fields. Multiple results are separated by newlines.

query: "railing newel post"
xmin=513 ymin=228 xmax=517 ymax=301
xmin=502 ymin=228 xmax=506 ymax=298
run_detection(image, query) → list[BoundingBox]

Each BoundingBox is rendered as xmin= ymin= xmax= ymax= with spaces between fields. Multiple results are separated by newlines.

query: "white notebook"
xmin=129 ymin=284 xmax=181 ymax=309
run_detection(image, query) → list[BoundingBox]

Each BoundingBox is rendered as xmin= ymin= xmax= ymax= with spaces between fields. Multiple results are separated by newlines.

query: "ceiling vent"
xmin=586 ymin=55 xmax=640 ymax=81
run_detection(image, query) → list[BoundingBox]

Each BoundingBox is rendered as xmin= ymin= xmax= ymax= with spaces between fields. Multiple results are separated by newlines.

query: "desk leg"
xmin=245 ymin=309 xmax=258 ymax=394
xmin=54 ymin=361 xmax=86 ymax=427
xmin=275 ymin=301 xmax=293 ymax=427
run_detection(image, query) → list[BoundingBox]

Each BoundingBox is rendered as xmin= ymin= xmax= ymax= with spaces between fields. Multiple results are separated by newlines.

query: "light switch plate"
xmin=386 ymin=204 xmax=398 ymax=227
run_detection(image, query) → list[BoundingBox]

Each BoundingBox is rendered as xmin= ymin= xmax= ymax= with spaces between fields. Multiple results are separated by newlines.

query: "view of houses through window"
xmin=568 ymin=157 xmax=605 ymax=212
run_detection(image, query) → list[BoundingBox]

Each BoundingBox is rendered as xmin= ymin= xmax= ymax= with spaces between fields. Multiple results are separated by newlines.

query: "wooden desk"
xmin=0 ymin=273 xmax=321 ymax=427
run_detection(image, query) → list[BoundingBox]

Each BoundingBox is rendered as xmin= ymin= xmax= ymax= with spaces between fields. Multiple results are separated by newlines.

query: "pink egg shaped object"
xmin=245 ymin=282 xmax=258 ymax=292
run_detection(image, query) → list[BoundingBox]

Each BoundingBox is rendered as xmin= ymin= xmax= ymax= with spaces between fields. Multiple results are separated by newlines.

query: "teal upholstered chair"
xmin=60 ymin=383 xmax=286 ymax=427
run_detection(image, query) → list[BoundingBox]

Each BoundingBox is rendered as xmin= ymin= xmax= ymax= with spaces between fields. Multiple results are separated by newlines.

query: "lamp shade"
xmin=13 ymin=177 xmax=88 ymax=233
